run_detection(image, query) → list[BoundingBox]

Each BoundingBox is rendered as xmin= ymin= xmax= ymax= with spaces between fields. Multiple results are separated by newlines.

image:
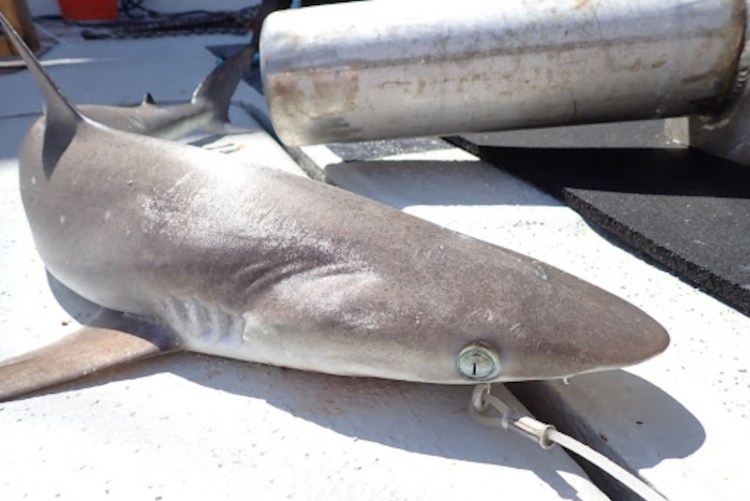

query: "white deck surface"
xmin=0 ymin=33 xmax=611 ymax=501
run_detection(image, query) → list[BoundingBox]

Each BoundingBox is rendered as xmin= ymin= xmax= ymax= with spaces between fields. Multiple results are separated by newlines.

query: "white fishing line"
xmin=469 ymin=384 xmax=668 ymax=501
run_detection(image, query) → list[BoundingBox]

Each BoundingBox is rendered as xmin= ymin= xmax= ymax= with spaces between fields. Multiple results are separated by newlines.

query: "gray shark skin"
xmin=18 ymin=27 xmax=253 ymax=139
xmin=75 ymin=43 xmax=253 ymax=139
xmin=0 ymin=15 xmax=669 ymax=401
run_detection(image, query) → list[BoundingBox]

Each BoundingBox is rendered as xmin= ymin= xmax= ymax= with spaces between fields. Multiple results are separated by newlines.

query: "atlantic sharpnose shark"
xmin=0 ymin=15 xmax=669 ymax=402
xmin=24 ymin=29 xmax=254 ymax=139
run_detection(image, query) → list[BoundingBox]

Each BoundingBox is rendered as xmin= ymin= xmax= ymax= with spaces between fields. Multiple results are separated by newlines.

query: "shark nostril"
xmin=457 ymin=343 xmax=500 ymax=380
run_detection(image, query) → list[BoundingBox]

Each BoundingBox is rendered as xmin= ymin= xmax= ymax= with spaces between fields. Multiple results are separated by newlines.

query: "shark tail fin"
xmin=0 ymin=13 xmax=82 ymax=129
xmin=191 ymin=44 xmax=255 ymax=124
xmin=0 ymin=310 xmax=176 ymax=402
xmin=0 ymin=13 xmax=83 ymax=173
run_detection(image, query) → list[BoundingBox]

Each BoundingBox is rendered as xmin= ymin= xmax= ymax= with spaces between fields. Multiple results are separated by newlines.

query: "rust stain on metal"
xmin=344 ymin=64 xmax=360 ymax=113
xmin=380 ymin=80 xmax=413 ymax=89
xmin=269 ymin=74 xmax=305 ymax=120
xmin=309 ymin=65 xmax=359 ymax=113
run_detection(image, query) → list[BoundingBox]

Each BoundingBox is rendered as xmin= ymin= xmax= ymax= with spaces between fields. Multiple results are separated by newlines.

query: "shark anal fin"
xmin=0 ymin=311 xmax=177 ymax=402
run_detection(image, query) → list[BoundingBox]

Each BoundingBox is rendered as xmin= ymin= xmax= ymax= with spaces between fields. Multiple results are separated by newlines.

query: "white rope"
xmin=548 ymin=429 xmax=667 ymax=501
xmin=469 ymin=383 xmax=668 ymax=501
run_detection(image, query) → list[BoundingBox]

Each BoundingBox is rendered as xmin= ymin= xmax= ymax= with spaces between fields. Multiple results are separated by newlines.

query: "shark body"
xmin=0 ymin=15 xmax=669 ymax=401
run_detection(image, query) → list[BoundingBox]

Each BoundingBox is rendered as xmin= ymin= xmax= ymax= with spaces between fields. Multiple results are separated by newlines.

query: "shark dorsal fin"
xmin=191 ymin=45 xmax=255 ymax=123
xmin=0 ymin=13 xmax=82 ymax=175
xmin=141 ymin=92 xmax=156 ymax=106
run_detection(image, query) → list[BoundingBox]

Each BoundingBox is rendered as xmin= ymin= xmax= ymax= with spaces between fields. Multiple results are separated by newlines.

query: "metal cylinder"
xmin=260 ymin=0 xmax=747 ymax=146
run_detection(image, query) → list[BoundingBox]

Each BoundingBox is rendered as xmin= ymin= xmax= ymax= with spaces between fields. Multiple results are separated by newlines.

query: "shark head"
xmin=205 ymin=203 xmax=670 ymax=385
xmin=383 ymin=251 xmax=670 ymax=384
xmin=446 ymin=263 xmax=670 ymax=383
xmin=346 ymin=252 xmax=671 ymax=384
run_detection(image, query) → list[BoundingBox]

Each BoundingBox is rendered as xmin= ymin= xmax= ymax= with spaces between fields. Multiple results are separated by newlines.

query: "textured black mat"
xmin=449 ymin=122 xmax=750 ymax=316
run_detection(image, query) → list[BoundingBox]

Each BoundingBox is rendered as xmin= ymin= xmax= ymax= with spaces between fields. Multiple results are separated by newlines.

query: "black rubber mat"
xmin=448 ymin=121 xmax=750 ymax=316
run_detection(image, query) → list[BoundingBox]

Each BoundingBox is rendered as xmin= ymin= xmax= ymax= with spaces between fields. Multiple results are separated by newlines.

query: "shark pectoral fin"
xmin=0 ymin=311 xmax=177 ymax=402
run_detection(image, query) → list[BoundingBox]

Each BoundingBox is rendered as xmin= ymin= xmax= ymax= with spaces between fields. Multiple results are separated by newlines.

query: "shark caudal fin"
xmin=0 ymin=310 xmax=176 ymax=402
xmin=0 ymin=13 xmax=82 ymax=174
xmin=191 ymin=44 xmax=255 ymax=124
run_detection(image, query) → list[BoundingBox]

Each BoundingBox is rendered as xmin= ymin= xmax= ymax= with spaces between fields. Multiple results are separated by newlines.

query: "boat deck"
xmin=0 ymin=15 xmax=748 ymax=501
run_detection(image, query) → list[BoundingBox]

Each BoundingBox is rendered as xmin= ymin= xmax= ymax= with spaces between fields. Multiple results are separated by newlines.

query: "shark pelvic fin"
xmin=0 ymin=13 xmax=82 ymax=176
xmin=191 ymin=44 xmax=254 ymax=124
xmin=0 ymin=310 xmax=177 ymax=402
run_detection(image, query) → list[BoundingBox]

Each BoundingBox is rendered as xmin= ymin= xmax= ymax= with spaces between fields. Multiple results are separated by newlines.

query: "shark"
xmin=21 ymin=28 xmax=254 ymax=139
xmin=0 ymin=14 xmax=669 ymax=401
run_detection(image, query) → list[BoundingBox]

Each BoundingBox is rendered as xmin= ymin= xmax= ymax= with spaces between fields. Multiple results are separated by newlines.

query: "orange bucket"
xmin=57 ymin=0 xmax=119 ymax=21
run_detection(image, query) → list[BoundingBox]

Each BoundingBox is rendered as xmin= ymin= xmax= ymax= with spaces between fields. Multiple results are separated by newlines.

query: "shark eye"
xmin=457 ymin=343 xmax=500 ymax=380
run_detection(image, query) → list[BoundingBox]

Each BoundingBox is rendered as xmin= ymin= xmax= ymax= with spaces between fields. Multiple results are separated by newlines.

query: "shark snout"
xmin=494 ymin=281 xmax=670 ymax=381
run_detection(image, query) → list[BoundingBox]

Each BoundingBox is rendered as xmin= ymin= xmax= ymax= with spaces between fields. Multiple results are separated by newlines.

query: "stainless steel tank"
xmin=260 ymin=0 xmax=747 ymax=146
